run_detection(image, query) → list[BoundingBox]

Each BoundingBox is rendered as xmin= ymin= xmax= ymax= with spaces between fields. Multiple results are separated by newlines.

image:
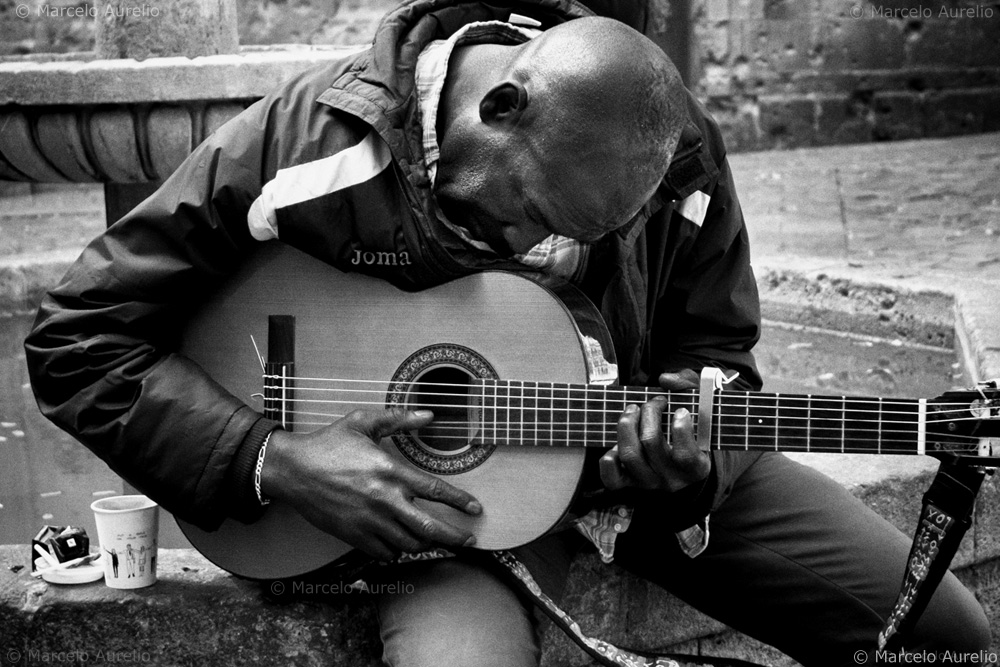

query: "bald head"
xmin=435 ymin=17 xmax=688 ymax=256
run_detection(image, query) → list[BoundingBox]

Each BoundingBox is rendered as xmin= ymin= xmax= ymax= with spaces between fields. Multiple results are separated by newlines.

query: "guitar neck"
xmin=477 ymin=380 xmax=925 ymax=455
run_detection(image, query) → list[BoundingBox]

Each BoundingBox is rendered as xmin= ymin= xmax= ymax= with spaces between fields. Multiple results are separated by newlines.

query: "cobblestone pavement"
xmin=733 ymin=133 xmax=1000 ymax=289
xmin=732 ymin=132 xmax=1000 ymax=379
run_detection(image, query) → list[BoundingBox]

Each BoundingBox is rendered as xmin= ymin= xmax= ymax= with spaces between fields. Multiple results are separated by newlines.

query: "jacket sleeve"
xmin=24 ymin=100 xmax=279 ymax=530
xmin=651 ymin=156 xmax=762 ymax=393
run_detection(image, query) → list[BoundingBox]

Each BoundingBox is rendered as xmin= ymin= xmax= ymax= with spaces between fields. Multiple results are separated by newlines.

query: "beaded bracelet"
xmin=254 ymin=431 xmax=274 ymax=506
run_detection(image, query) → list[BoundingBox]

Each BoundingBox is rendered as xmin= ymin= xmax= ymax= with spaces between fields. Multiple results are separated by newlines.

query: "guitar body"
xmin=176 ymin=242 xmax=616 ymax=580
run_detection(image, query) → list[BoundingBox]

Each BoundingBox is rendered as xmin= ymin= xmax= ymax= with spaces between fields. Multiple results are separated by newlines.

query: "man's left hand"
xmin=599 ymin=370 xmax=711 ymax=493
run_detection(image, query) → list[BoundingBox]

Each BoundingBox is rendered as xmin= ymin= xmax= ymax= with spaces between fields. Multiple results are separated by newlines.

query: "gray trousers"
xmin=375 ymin=453 xmax=990 ymax=667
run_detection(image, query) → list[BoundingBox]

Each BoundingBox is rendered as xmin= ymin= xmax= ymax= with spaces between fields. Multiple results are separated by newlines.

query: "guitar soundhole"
xmin=387 ymin=344 xmax=498 ymax=475
xmin=410 ymin=366 xmax=477 ymax=455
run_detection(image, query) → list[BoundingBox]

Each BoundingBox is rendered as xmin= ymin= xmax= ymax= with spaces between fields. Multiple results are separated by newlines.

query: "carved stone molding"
xmin=0 ymin=47 xmax=363 ymax=183
xmin=0 ymin=101 xmax=252 ymax=182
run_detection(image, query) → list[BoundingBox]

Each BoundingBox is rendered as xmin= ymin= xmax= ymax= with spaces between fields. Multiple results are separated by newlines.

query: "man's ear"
xmin=479 ymin=80 xmax=528 ymax=124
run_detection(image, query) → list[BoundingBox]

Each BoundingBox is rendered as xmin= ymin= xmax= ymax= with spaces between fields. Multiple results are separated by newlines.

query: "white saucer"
xmin=41 ymin=556 xmax=105 ymax=585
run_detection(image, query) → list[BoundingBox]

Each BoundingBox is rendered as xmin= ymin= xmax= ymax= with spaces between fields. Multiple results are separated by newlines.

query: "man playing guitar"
xmin=25 ymin=1 xmax=990 ymax=664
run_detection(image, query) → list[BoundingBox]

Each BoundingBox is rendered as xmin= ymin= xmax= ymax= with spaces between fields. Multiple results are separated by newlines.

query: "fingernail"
xmin=466 ymin=500 xmax=483 ymax=515
xmin=463 ymin=535 xmax=477 ymax=547
xmin=625 ymin=404 xmax=639 ymax=414
xmin=412 ymin=409 xmax=433 ymax=419
xmin=674 ymin=407 xmax=689 ymax=419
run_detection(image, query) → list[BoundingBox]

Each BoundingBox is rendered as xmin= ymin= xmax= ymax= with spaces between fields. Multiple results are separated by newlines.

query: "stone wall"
xmin=692 ymin=0 xmax=1000 ymax=150
xmin=0 ymin=0 xmax=397 ymax=55
xmin=2 ymin=0 xmax=999 ymax=150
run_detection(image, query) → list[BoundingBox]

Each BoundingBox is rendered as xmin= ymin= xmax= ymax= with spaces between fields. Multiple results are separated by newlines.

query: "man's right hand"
xmin=258 ymin=408 xmax=482 ymax=561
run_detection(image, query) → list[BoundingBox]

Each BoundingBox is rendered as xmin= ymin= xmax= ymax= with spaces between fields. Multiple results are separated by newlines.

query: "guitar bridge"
xmin=264 ymin=315 xmax=295 ymax=431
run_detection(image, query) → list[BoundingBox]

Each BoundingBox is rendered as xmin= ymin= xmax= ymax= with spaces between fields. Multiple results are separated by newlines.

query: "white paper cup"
xmin=91 ymin=495 xmax=159 ymax=589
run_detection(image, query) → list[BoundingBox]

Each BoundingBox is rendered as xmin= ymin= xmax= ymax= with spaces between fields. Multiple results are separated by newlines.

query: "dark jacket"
xmin=24 ymin=0 xmax=762 ymax=531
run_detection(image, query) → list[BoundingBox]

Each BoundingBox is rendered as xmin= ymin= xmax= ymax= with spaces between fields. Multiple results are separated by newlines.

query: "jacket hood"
xmin=318 ymin=0 xmax=597 ymax=163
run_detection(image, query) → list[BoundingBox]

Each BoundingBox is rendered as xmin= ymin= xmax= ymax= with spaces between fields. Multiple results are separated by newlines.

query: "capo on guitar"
xmin=697 ymin=367 xmax=740 ymax=452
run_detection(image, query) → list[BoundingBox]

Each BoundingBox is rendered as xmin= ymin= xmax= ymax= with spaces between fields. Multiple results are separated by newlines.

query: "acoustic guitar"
xmin=176 ymin=242 xmax=1000 ymax=580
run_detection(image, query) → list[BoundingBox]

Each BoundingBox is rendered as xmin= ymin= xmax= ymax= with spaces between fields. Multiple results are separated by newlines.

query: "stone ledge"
xmin=2 ymin=261 xmax=998 ymax=664
xmin=0 ymin=547 xmax=383 ymax=666
xmin=0 ymin=46 xmax=366 ymax=106
xmin=4 ymin=453 xmax=998 ymax=667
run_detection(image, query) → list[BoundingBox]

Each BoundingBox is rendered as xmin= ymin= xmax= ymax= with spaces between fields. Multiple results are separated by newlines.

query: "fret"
xmin=679 ymin=391 xmax=698 ymax=418
xmin=549 ymin=384 xmax=556 ymax=446
xmin=601 ymin=386 xmax=607 ymax=449
xmin=568 ymin=384 xmax=587 ymax=447
xmin=746 ymin=393 xmax=778 ymax=450
xmin=494 ymin=380 xmax=501 ymax=445
xmin=844 ymin=396 xmax=882 ymax=453
xmin=625 ymin=387 xmax=648 ymax=407
xmin=566 ymin=385 xmax=573 ymax=447
xmin=663 ymin=389 xmax=672 ymax=448
xmin=840 ymin=397 xmax=846 ymax=453
xmin=806 ymin=394 xmax=812 ymax=452
xmin=509 ymin=381 xmax=523 ymax=446
xmin=528 ymin=381 xmax=539 ymax=447
xmin=497 ymin=380 xmax=510 ymax=445
xmin=603 ymin=386 xmax=624 ymax=445
xmin=743 ymin=392 xmax=750 ymax=450
xmin=877 ymin=397 xmax=882 ymax=454
xmin=479 ymin=380 xmax=488 ymax=445
xmin=718 ymin=392 xmax=749 ymax=451
xmin=777 ymin=394 xmax=811 ymax=452
xmin=881 ymin=399 xmax=921 ymax=455
xmin=610 ymin=386 xmax=626 ymax=424
xmin=535 ymin=382 xmax=553 ymax=446
xmin=672 ymin=390 xmax=697 ymax=448
xmin=583 ymin=386 xmax=604 ymax=448
xmin=551 ymin=382 xmax=569 ymax=447
xmin=809 ymin=396 xmax=843 ymax=454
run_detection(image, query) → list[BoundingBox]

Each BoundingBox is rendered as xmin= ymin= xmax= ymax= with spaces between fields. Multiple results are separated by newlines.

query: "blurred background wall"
xmin=2 ymin=0 xmax=998 ymax=151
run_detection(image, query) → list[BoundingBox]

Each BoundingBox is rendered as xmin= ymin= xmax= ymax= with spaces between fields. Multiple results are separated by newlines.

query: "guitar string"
xmin=261 ymin=380 xmax=989 ymax=412
xmin=264 ymin=382 xmax=965 ymax=413
xmin=268 ymin=417 xmax=982 ymax=453
xmin=262 ymin=373 xmax=999 ymax=400
xmin=259 ymin=390 xmax=990 ymax=423
xmin=259 ymin=377 xmax=994 ymax=417
xmin=261 ymin=373 xmax=1000 ymax=404
xmin=265 ymin=407 xmax=984 ymax=449
xmin=274 ymin=413 xmax=976 ymax=442
xmin=261 ymin=373 xmax=1000 ymax=407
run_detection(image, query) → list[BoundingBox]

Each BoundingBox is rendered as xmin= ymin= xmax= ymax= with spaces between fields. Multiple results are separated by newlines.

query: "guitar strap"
xmin=877 ymin=458 xmax=987 ymax=652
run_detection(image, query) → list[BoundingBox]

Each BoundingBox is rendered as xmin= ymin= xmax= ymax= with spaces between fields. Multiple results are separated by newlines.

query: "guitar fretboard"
xmin=476 ymin=380 xmax=923 ymax=455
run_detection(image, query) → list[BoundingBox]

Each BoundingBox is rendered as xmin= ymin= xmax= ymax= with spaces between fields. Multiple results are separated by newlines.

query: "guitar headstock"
xmin=926 ymin=379 xmax=1000 ymax=464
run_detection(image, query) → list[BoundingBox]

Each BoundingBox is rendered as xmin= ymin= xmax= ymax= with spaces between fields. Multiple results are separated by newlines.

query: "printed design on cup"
xmin=91 ymin=495 xmax=160 ymax=589
xmin=105 ymin=547 xmax=120 ymax=577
